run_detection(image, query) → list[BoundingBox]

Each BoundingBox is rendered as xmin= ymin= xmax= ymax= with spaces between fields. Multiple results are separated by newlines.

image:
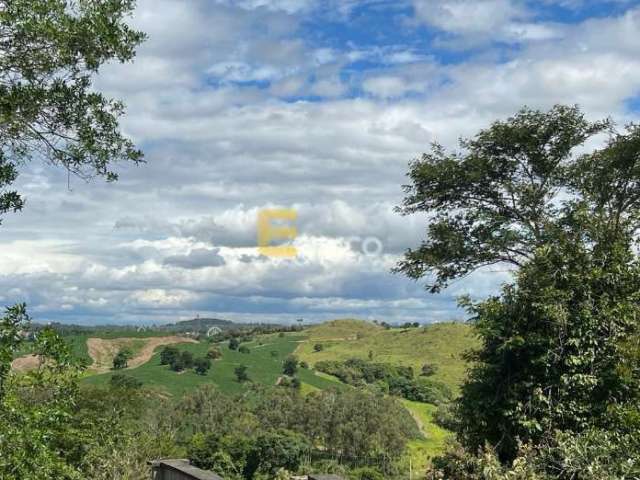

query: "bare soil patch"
xmin=87 ymin=336 xmax=198 ymax=373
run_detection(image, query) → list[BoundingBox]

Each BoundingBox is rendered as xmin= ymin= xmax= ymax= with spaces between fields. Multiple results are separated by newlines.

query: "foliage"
xmin=456 ymin=238 xmax=640 ymax=459
xmin=0 ymin=0 xmax=145 ymax=226
xmin=282 ymin=355 xmax=298 ymax=376
xmin=112 ymin=348 xmax=131 ymax=370
xmin=400 ymin=105 xmax=640 ymax=473
xmin=239 ymin=345 xmax=251 ymax=354
xmin=235 ymin=364 xmax=250 ymax=382
xmin=315 ymin=358 xmax=451 ymax=404
xmin=109 ymin=374 xmax=143 ymax=390
xmin=160 ymin=346 xmax=179 ymax=366
xmin=421 ymin=363 xmax=438 ymax=377
xmin=350 ymin=467 xmax=385 ymax=480
xmin=0 ymin=305 xmax=82 ymax=479
xmin=396 ymin=105 xmax=612 ymax=293
xmin=229 ymin=338 xmax=240 ymax=350
xmin=314 ymin=343 xmax=324 ymax=352
xmin=193 ymin=357 xmax=211 ymax=376
xmin=428 ymin=427 xmax=640 ymax=480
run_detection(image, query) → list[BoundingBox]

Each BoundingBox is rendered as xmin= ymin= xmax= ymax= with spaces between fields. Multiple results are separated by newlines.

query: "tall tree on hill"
xmin=0 ymin=1 xmax=145 ymax=477
xmin=398 ymin=105 xmax=640 ymax=463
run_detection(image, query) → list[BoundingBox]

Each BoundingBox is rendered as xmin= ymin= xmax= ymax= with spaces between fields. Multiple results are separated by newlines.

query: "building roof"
xmin=150 ymin=459 xmax=223 ymax=480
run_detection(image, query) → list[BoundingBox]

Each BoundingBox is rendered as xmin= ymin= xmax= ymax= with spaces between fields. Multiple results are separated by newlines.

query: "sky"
xmin=2 ymin=0 xmax=640 ymax=325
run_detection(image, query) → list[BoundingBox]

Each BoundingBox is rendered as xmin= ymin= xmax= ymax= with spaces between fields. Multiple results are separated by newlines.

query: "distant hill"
xmin=159 ymin=317 xmax=236 ymax=333
xmin=296 ymin=318 xmax=478 ymax=393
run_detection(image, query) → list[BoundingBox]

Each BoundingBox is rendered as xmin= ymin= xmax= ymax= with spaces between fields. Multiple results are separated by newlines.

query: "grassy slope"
xmin=401 ymin=400 xmax=452 ymax=475
xmin=80 ymin=319 xmax=475 ymax=469
xmin=81 ymin=333 xmax=342 ymax=397
xmin=295 ymin=319 xmax=478 ymax=393
xmin=295 ymin=319 xmax=476 ymax=469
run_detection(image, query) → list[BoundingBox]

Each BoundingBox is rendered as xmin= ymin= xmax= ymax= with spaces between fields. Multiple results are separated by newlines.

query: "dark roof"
xmin=308 ymin=475 xmax=345 ymax=480
xmin=150 ymin=459 xmax=223 ymax=480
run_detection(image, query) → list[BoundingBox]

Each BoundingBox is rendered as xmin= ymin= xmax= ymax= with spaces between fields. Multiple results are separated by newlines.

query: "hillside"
xmin=295 ymin=319 xmax=478 ymax=393
xmin=81 ymin=332 xmax=342 ymax=397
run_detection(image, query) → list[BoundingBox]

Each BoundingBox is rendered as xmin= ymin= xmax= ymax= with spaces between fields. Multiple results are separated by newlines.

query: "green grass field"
xmin=81 ymin=333 xmax=342 ymax=397
xmin=295 ymin=319 xmax=478 ymax=393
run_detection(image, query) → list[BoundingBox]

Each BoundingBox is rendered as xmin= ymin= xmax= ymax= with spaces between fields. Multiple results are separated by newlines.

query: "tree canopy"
xmin=400 ymin=105 xmax=640 ymax=474
xmin=395 ymin=105 xmax=640 ymax=292
xmin=0 ymin=0 xmax=145 ymax=224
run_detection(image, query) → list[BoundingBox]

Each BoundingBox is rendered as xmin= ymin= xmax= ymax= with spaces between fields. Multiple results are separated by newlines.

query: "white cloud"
xmin=413 ymin=0 xmax=527 ymax=35
xmin=3 ymin=2 xmax=640 ymax=325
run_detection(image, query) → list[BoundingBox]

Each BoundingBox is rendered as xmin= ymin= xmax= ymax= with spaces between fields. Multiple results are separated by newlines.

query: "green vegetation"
xmin=296 ymin=319 xmax=477 ymax=394
xmin=314 ymin=358 xmax=452 ymax=404
xmin=82 ymin=333 xmax=342 ymax=397
xmin=400 ymin=105 xmax=640 ymax=478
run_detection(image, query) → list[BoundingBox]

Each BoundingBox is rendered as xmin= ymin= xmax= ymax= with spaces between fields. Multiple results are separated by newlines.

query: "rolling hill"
xmin=295 ymin=319 xmax=478 ymax=393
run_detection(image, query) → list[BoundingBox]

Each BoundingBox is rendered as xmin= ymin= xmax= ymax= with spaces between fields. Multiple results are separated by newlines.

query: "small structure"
xmin=150 ymin=459 xmax=223 ymax=480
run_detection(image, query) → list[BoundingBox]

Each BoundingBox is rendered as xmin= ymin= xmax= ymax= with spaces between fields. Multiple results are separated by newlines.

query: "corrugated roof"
xmin=150 ymin=459 xmax=223 ymax=480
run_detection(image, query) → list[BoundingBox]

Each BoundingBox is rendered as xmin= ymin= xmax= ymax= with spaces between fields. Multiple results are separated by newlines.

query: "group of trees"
xmin=398 ymin=105 xmax=640 ymax=477
xmin=315 ymin=358 xmax=452 ymax=404
xmin=160 ymin=346 xmax=211 ymax=375
xmin=176 ymin=385 xmax=419 ymax=479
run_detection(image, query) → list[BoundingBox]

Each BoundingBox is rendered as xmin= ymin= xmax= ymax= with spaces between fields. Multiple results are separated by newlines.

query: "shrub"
xmin=109 ymin=374 xmax=142 ymax=390
xmin=313 ymin=343 xmax=324 ymax=352
xmin=239 ymin=345 xmax=250 ymax=354
xmin=229 ymin=338 xmax=240 ymax=350
xmin=235 ymin=365 xmax=249 ymax=382
xmin=420 ymin=363 xmax=438 ymax=377
xmin=160 ymin=346 xmax=179 ymax=365
xmin=194 ymin=357 xmax=212 ymax=376
xmin=350 ymin=467 xmax=384 ymax=480
xmin=282 ymin=355 xmax=298 ymax=376
xmin=206 ymin=347 xmax=222 ymax=360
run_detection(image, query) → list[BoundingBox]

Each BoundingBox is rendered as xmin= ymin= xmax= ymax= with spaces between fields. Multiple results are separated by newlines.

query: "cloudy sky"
xmin=2 ymin=0 xmax=640 ymax=325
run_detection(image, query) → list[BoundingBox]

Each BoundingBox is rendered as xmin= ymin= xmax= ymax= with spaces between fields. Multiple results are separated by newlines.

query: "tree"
xmin=229 ymin=337 xmax=240 ymax=350
xmin=160 ymin=346 xmax=179 ymax=365
xmin=0 ymin=2 xmax=145 ymax=477
xmin=194 ymin=357 xmax=212 ymax=376
xmin=112 ymin=351 xmax=128 ymax=370
xmin=398 ymin=105 xmax=640 ymax=463
xmin=282 ymin=355 xmax=298 ymax=376
xmin=396 ymin=105 xmax=610 ymax=293
xmin=235 ymin=365 xmax=249 ymax=383
xmin=0 ymin=305 xmax=83 ymax=478
xmin=170 ymin=351 xmax=194 ymax=372
xmin=112 ymin=347 xmax=133 ymax=370
xmin=0 ymin=0 xmax=145 ymax=227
